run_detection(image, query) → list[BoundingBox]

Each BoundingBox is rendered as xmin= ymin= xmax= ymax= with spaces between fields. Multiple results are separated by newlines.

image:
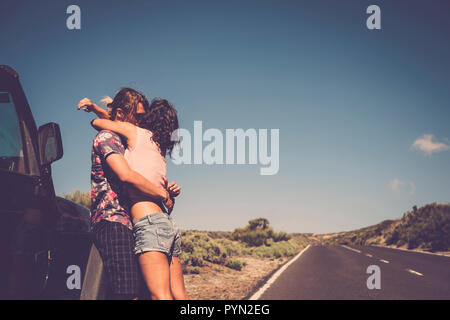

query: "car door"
xmin=43 ymin=197 xmax=93 ymax=299
xmin=0 ymin=65 xmax=53 ymax=299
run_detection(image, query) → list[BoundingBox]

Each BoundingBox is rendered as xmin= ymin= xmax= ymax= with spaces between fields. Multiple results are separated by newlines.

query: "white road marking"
xmin=406 ymin=269 xmax=424 ymax=276
xmin=249 ymin=245 xmax=311 ymax=300
xmin=341 ymin=245 xmax=362 ymax=254
xmin=371 ymin=245 xmax=450 ymax=258
xmin=342 ymin=247 xmax=426 ymax=278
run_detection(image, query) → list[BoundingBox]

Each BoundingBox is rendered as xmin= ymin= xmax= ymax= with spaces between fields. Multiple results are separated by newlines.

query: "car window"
xmin=0 ymin=91 xmax=26 ymax=173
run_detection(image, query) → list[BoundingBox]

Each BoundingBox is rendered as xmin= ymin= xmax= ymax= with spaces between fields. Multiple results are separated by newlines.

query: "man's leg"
xmin=93 ymin=220 xmax=139 ymax=300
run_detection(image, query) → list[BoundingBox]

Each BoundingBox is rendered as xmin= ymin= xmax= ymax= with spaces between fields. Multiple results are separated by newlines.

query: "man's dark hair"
xmin=108 ymin=87 xmax=150 ymax=124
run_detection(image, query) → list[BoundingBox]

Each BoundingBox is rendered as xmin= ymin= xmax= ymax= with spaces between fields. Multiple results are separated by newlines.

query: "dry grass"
xmin=183 ymin=256 xmax=285 ymax=300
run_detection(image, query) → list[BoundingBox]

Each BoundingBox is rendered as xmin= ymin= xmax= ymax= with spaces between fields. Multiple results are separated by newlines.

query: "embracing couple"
xmin=77 ymin=87 xmax=188 ymax=300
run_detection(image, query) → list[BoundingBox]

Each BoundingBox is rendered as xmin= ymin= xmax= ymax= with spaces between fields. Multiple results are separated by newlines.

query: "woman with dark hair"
xmin=79 ymin=87 xmax=150 ymax=123
xmin=78 ymin=92 xmax=188 ymax=300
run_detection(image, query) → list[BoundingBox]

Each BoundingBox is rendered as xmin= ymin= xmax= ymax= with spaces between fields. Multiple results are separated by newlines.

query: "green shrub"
xmin=385 ymin=229 xmax=399 ymax=245
xmin=184 ymin=266 xmax=201 ymax=274
xmin=181 ymin=239 xmax=195 ymax=253
xmin=180 ymin=220 xmax=305 ymax=275
xmin=232 ymin=218 xmax=293 ymax=247
xmin=225 ymin=258 xmax=246 ymax=271
xmin=190 ymin=250 xmax=206 ymax=266
xmin=62 ymin=190 xmax=91 ymax=208
xmin=224 ymin=244 xmax=241 ymax=255
xmin=272 ymin=231 xmax=291 ymax=242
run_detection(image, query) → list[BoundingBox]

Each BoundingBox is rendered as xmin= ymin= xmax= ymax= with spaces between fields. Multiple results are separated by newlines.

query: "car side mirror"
xmin=38 ymin=122 xmax=63 ymax=166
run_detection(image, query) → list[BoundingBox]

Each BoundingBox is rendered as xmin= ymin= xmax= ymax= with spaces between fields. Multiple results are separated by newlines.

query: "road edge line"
xmin=372 ymin=245 xmax=450 ymax=258
xmin=248 ymin=244 xmax=311 ymax=300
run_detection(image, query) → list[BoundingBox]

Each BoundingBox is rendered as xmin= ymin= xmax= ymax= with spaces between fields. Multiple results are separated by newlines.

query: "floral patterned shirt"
xmin=90 ymin=130 xmax=132 ymax=230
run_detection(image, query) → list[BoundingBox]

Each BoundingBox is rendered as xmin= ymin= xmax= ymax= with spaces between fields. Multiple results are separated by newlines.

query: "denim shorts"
xmin=133 ymin=212 xmax=181 ymax=258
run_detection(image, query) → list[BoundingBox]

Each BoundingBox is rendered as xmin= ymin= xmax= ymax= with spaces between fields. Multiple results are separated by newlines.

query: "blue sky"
xmin=1 ymin=0 xmax=449 ymax=233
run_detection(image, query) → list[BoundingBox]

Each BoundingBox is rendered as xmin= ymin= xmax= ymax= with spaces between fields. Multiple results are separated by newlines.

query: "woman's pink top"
xmin=125 ymin=127 xmax=166 ymax=190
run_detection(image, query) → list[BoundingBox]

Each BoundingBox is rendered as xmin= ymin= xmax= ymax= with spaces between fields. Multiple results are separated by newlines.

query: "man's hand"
xmin=106 ymin=154 xmax=167 ymax=201
xmin=167 ymin=181 xmax=181 ymax=198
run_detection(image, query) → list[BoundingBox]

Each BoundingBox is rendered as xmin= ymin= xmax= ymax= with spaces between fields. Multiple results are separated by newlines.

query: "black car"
xmin=0 ymin=65 xmax=105 ymax=299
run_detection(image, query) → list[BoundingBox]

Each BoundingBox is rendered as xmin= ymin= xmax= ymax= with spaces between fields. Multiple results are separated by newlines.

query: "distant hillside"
xmin=321 ymin=203 xmax=450 ymax=252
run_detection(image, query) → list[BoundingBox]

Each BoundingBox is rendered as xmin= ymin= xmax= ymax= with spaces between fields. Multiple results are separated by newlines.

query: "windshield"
xmin=0 ymin=91 xmax=26 ymax=173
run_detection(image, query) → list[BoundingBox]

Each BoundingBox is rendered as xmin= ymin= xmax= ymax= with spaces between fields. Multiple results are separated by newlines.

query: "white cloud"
xmin=388 ymin=178 xmax=404 ymax=193
xmin=408 ymin=182 xmax=416 ymax=195
xmin=388 ymin=179 xmax=415 ymax=195
xmin=412 ymin=134 xmax=450 ymax=156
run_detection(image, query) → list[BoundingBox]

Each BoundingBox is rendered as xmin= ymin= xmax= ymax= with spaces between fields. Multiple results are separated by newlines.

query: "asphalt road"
xmin=256 ymin=245 xmax=450 ymax=300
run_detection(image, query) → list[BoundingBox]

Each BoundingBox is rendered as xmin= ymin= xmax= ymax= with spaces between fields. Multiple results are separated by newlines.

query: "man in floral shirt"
xmin=91 ymin=130 xmax=133 ymax=229
xmin=82 ymin=88 xmax=171 ymax=299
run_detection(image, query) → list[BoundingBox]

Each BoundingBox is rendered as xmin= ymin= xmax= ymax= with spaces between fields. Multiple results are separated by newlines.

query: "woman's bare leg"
xmin=139 ymin=251 xmax=172 ymax=300
xmin=169 ymin=257 xmax=189 ymax=300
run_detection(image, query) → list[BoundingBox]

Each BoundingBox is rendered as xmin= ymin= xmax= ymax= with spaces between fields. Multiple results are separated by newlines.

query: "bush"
xmin=180 ymin=231 xmax=228 ymax=269
xmin=62 ymin=190 xmax=91 ymax=208
xmin=272 ymin=231 xmax=291 ymax=242
xmin=389 ymin=204 xmax=449 ymax=251
xmin=234 ymin=229 xmax=267 ymax=246
xmin=183 ymin=266 xmax=201 ymax=274
xmin=232 ymin=218 xmax=292 ymax=246
xmin=225 ymin=258 xmax=246 ymax=271
xmin=180 ymin=220 xmax=304 ymax=275
xmin=251 ymin=238 xmax=300 ymax=259
xmin=385 ymin=229 xmax=399 ymax=245
xmin=224 ymin=244 xmax=241 ymax=256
